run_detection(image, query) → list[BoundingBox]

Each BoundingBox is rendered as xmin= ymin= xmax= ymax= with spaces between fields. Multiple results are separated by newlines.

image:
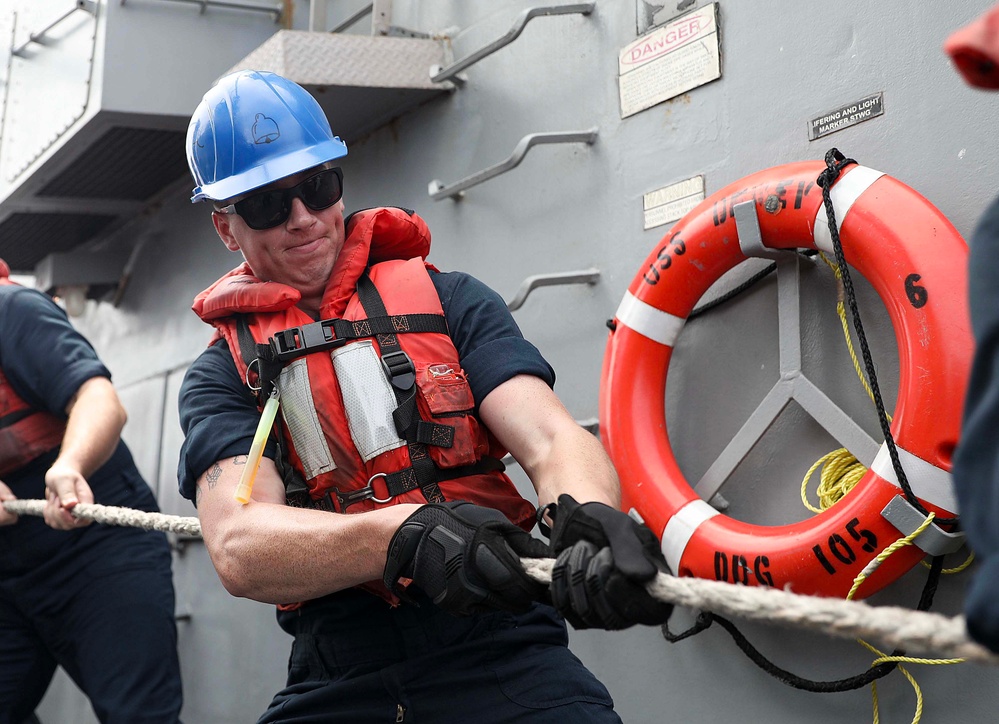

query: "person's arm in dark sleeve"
xmin=954 ymin=195 xmax=999 ymax=652
xmin=0 ymin=288 xmax=110 ymax=413
xmin=43 ymin=377 xmax=128 ymax=530
xmin=432 ymin=271 xmax=554 ymax=407
xmin=0 ymin=289 xmax=125 ymax=529
xmin=177 ymin=340 xmax=276 ymax=505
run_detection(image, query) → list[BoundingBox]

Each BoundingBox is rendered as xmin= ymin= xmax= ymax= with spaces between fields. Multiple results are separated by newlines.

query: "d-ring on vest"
xmin=600 ymin=161 xmax=970 ymax=599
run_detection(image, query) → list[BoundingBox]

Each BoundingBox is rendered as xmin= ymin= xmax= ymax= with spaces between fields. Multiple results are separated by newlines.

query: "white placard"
xmin=619 ymin=4 xmax=720 ymax=119
xmin=643 ymin=175 xmax=704 ymax=229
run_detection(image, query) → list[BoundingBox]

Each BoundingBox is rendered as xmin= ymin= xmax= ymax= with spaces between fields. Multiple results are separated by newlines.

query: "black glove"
xmin=549 ymin=494 xmax=673 ymax=630
xmin=383 ymin=501 xmax=550 ymax=616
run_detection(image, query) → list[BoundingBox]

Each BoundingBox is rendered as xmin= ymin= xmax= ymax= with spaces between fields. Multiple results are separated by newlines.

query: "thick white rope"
xmin=6 ymin=499 xmax=994 ymax=665
xmin=522 ymin=558 xmax=999 ymax=665
xmin=3 ymin=499 xmax=202 ymax=537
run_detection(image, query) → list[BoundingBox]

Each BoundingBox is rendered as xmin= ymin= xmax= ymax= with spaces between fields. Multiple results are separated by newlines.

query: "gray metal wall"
xmin=26 ymin=0 xmax=999 ymax=721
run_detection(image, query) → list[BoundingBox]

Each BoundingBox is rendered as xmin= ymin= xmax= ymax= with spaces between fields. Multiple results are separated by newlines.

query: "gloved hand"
xmin=383 ymin=501 xmax=550 ymax=616
xmin=548 ymin=494 xmax=673 ymax=630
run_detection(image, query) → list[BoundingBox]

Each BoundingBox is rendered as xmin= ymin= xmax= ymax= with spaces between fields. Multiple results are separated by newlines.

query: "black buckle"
xmin=381 ymin=350 xmax=416 ymax=390
xmin=270 ymin=320 xmax=347 ymax=361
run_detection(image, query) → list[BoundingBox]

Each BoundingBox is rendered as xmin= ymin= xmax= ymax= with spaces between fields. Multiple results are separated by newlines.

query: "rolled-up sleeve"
xmin=177 ymin=340 xmax=277 ymax=502
xmin=431 ymin=271 xmax=555 ymax=407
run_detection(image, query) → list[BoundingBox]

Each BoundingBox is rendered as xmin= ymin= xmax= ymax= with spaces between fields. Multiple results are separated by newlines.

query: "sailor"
xmin=0 ymin=261 xmax=182 ymax=724
xmin=177 ymin=69 xmax=673 ymax=722
xmin=947 ymin=2 xmax=999 ymax=654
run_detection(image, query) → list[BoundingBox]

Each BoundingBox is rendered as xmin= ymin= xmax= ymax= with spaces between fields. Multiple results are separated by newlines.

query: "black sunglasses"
xmin=220 ymin=167 xmax=344 ymax=230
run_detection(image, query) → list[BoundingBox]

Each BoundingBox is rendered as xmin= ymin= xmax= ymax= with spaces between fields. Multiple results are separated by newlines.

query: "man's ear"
xmin=212 ymin=210 xmax=241 ymax=252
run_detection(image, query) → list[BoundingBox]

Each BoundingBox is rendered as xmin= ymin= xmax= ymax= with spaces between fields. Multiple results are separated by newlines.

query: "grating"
xmin=37 ymin=126 xmax=188 ymax=201
xmin=0 ymin=212 xmax=117 ymax=272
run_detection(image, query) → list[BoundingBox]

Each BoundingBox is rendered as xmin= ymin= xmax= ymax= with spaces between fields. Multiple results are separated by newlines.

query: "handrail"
xmin=329 ymin=3 xmax=373 ymax=33
xmin=428 ymin=128 xmax=598 ymax=201
xmin=430 ymin=2 xmax=596 ymax=84
xmin=119 ymin=0 xmax=283 ymax=23
xmin=11 ymin=0 xmax=97 ymax=57
xmin=506 ymin=268 xmax=600 ymax=311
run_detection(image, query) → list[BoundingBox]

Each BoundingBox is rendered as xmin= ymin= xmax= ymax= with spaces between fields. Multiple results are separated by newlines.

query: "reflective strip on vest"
xmin=279 ymin=358 xmax=336 ymax=479
xmin=331 ymin=340 xmax=407 ymax=462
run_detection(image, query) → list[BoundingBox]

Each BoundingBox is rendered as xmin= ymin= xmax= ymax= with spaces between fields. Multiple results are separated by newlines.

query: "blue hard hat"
xmin=186 ymin=70 xmax=348 ymax=203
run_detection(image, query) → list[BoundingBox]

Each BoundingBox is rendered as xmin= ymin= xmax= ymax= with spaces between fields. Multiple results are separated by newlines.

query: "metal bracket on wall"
xmin=506 ymin=268 xmax=600 ymax=311
xmin=430 ymin=2 xmax=596 ymax=84
xmin=428 ymin=128 xmax=598 ymax=201
xmin=10 ymin=0 xmax=97 ymax=57
xmin=881 ymin=495 xmax=965 ymax=556
xmin=119 ymin=0 xmax=283 ymax=23
xmin=692 ymin=200 xmax=881 ymax=503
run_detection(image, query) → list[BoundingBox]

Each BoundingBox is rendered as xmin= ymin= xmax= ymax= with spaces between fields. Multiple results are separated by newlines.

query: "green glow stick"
xmin=234 ymin=388 xmax=280 ymax=505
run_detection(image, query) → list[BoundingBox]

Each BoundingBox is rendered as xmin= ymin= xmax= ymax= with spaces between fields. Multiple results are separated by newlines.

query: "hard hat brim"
xmin=191 ymin=137 xmax=348 ymax=203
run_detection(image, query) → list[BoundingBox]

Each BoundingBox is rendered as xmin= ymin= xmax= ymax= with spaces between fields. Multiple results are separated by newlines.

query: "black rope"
xmin=656 ymin=151 xmax=959 ymax=692
xmin=662 ymin=611 xmax=714 ymax=643
xmin=688 ymin=250 xmax=818 ymax=320
xmin=708 ymin=615 xmax=897 ymax=693
xmin=816 ymin=148 xmax=956 ymax=526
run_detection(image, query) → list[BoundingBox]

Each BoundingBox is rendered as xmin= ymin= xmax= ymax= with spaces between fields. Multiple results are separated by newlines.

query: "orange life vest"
xmin=0 ymin=260 xmax=67 ymax=475
xmin=193 ymin=208 xmax=534 ymax=526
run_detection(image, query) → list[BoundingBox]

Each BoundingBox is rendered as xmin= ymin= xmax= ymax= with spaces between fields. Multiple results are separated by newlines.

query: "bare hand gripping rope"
xmin=4 ymin=498 xmax=994 ymax=665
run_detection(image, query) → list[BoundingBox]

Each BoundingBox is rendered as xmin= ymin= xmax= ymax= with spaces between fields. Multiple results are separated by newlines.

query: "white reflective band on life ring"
xmin=812 ymin=166 xmax=885 ymax=254
xmin=615 ymin=291 xmax=686 ymax=347
xmin=661 ymin=499 xmax=720 ymax=574
xmin=870 ymin=442 xmax=958 ymax=514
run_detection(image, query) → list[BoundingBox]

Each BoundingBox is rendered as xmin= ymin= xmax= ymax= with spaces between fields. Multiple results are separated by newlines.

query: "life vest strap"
xmin=270 ymin=314 xmax=448 ymax=362
xmin=356 ymin=270 xmax=463 ymax=505
xmin=297 ymin=455 xmax=508 ymax=513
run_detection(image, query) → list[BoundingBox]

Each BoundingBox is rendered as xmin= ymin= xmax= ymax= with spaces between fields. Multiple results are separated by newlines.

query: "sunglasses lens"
xmin=235 ymin=190 xmax=288 ymax=230
xmin=301 ymin=169 xmax=343 ymax=210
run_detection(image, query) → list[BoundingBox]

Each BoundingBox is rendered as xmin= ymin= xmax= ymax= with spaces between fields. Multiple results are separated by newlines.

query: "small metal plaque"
xmin=808 ymin=92 xmax=884 ymax=141
xmin=643 ymin=175 xmax=704 ymax=229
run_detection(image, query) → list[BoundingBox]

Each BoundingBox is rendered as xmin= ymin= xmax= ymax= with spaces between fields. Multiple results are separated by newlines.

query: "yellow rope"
xmin=845 ymin=515 xmax=968 ymax=724
xmin=802 ymin=255 xmax=969 ymax=724
xmin=818 ymin=253 xmax=890 ymax=421
xmin=800 ymin=448 xmax=866 ymax=513
xmin=846 ymin=514 xmax=938 ymax=601
xmin=923 ymin=550 xmax=975 ymax=575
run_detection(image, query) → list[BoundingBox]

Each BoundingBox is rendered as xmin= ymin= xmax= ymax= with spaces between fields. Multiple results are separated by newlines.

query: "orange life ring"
xmin=600 ymin=160 xmax=971 ymax=599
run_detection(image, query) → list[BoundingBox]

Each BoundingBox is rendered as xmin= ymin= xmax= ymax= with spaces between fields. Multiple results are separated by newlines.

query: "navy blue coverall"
xmin=0 ymin=286 xmax=182 ymax=724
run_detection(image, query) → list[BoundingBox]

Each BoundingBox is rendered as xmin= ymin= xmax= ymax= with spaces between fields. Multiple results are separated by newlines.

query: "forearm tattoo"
xmin=206 ymin=463 xmax=223 ymax=489
xmin=196 ymin=457 xmax=249 ymax=505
